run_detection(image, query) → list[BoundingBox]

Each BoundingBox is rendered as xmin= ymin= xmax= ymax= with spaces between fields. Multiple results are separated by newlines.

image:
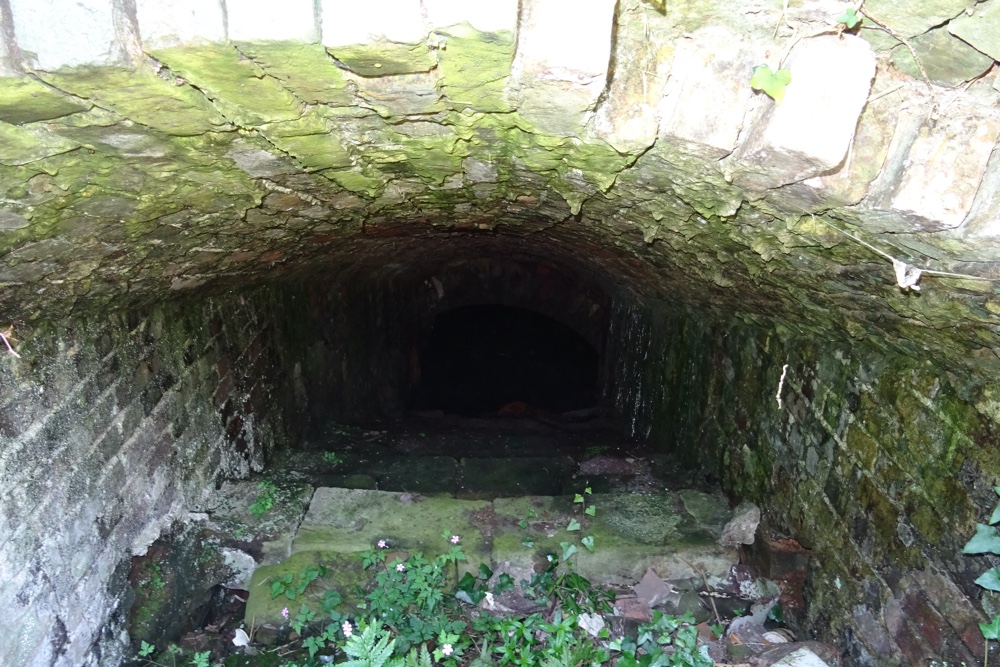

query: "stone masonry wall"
xmin=610 ymin=299 xmax=1000 ymax=666
xmin=0 ymin=288 xmax=310 ymax=667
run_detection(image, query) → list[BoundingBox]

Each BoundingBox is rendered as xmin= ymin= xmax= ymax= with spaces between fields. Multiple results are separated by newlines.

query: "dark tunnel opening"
xmin=407 ymin=304 xmax=600 ymax=417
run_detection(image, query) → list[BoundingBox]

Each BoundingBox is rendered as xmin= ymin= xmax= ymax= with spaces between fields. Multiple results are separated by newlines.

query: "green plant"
xmin=323 ymin=452 xmax=341 ymax=466
xmin=270 ymin=563 xmax=328 ymax=601
xmin=749 ymin=65 xmax=792 ymax=105
xmin=134 ymin=642 xmax=211 ymax=667
xmin=962 ymin=485 xmax=1000 ymax=666
xmin=609 ymin=611 xmax=712 ymax=667
xmin=250 ymin=480 xmax=278 ymax=517
xmin=142 ymin=563 xmax=166 ymax=591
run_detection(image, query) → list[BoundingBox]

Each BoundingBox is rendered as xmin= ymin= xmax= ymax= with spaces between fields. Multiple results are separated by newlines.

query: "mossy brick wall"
xmin=0 ymin=287 xmax=312 ymax=667
xmin=610 ymin=299 xmax=1000 ymax=666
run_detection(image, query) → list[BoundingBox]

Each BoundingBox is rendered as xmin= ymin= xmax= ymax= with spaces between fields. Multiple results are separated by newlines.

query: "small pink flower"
xmin=377 ymin=539 xmax=387 ymax=549
xmin=281 ymin=607 xmax=289 ymax=619
xmin=450 ymin=535 xmax=460 ymax=544
xmin=396 ymin=562 xmax=406 ymax=572
xmin=342 ymin=621 xmax=353 ymax=637
xmin=442 ymin=644 xmax=454 ymax=657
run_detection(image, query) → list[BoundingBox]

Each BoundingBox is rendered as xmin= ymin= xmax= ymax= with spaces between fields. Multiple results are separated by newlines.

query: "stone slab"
xmin=291 ymin=487 xmax=492 ymax=566
xmin=949 ymin=1 xmax=1000 ymax=61
xmin=890 ymin=27 xmax=994 ymax=87
xmin=862 ymin=0 xmax=970 ymax=38
xmin=0 ymin=78 xmax=89 ymax=125
xmin=135 ymin=0 xmax=226 ymax=50
xmin=369 ymin=455 xmax=458 ymax=493
xmin=491 ymin=493 xmax=736 ymax=586
xmin=726 ymin=35 xmax=875 ymax=191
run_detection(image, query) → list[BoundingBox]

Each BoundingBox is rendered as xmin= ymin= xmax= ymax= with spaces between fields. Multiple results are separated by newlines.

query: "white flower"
xmin=281 ymin=607 xmax=289 ymax=619
xmin=450 ymin=535 xmax=460 ymax=544
xmin=342 ymin=621 xmax=353 ymax=637
xmin=442 ymin=644 xmax=453 ymax=657
xmin=396 ymin=562 xmax=406 ymax=572
xmin=377 ymin=539 xmax=387 ymax=549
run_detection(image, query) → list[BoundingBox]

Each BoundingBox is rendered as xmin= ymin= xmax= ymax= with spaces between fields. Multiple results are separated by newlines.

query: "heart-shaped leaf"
xmin=982 ymin=615 xmax=1000 ymax=640
xmin=836 ymin=8 xmax=862 ymax=29
xmin=750 ymin=65 xmax=792 ymax=105
xmin=567 ymin=518 xmax=581 ymax=532
xmin=581 ymin=535 xmax=595 ymax=553
xmin=585 ymin=505 xmax=596 ymax=517
xmin=977 ymin=568 xmax=1000 ymax=592
xmin=963 ymin=524 xmax=1000 ymax=554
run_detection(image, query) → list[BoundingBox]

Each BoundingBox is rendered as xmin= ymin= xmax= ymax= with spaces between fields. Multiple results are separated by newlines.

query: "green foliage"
xmin=609 ymin=611 xmax=712 ymax=667
xmin=835 ymin=8 xmax=863 ymax=30
xmin=341 ymin=622 xmax=398 ymax=667
xmin=749 ymin=65 xmax=792 ymax=105
xmin=269 ymin=564 xmax=328 ymax=601
xmin=964 ymin=486 xmax=1000 ymax=655
xmin=250 ymin=480 xmax=278 ymax=518
xmin=323 ymin=452 xmax=341 ymax=466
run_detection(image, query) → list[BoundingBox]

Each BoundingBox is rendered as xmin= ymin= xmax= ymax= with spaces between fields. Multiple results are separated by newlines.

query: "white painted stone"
xmin=726 ymin=34 xmax=875 ymax=191
xmin=135 ymin=0 xmax=225 ymax=49
xmin=770 ymin=647 xmax=831 ymax=667
xmin=321 ymin=0 xmax=427 ymax=46
xmin=423 ymin=0 xmax=518 ymax=33
xmin=885 ymin=102 xmax=1000 ymax=232
xmin=658 ymin=29 xmax=756 ymax=159
xmin=10 ymin=0 xmax=120 ymax=69
xmin=228 ymin=0 xmax=319 ymax=43
xmin=509 ymin=0 xmax=616 ymax=136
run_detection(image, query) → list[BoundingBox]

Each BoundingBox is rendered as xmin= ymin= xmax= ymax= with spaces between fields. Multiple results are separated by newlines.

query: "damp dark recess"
xmin=409 ymin=304 xmax=600 ymax=417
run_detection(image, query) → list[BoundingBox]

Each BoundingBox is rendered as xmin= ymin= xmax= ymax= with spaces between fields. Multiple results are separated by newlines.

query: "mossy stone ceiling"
xmin=0 ymin=0 xmax=998 ymax=368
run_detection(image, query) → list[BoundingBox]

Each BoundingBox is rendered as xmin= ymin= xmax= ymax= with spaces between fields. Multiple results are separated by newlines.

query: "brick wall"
xmin=0 ymin=287 xmax=310 ymax=667
xmin=608 ymin=299 xmax=1000 ymax=666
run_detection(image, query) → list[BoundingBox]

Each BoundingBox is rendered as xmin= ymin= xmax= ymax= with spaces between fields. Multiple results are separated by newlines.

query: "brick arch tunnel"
xmin=1 ymin=1 xmax=1000 ymax=666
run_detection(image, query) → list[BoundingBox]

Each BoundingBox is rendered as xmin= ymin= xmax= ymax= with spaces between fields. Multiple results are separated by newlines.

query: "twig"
xmin=0 ymin=327 xmax=20 ymax=359
xmin=679 ymin=556 xmax=722 ymax=626
xmin=776 ymin=364 xmax=789 ymax=409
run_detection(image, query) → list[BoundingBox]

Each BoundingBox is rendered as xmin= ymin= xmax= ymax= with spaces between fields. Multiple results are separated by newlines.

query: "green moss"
xmin=150 ymin=45 xmax=303 ymax=127
xmin=436 ymin=25 xmax=515 ymax=112
xmin=39 ymin=67 xmax=229 ymax=136
xmin=323 ymin=168 xmax=386 ymax=197
xmin=326 ymin=41 xmax=435 ymax=77
xmin=0 ymin=77 xmax=90 ymax=125
xmin=0 ymin=120 xmax=79 ymax=165
xmin=236 ymin=42 xmax=355 ymax=106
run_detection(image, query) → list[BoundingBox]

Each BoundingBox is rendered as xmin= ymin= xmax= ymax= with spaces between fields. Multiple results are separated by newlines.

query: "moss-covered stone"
xmin=326 ymin=41 xmax=436 ymax=77
xmin=0 ymin=77 xmax=89 ymax=125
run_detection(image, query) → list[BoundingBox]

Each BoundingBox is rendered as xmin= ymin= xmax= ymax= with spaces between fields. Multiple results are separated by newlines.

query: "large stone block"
xmin=508 ymin=0 xmax=616 ymax=136
xmin=591 ymin=0 xmax=675 ymax=154
xmin=135 ymin=0 xmax=226 ymax=50
xmin=657 ymin=27 xmax=756 ymax=160
xmin=423 ymin=0 xmax=518 ymax=33
xmin=725 ymin=34 xmax=875 ymax=191
xmin=228 ymin=0 xmax=319 ymax=43
xmin=320 ymin=0 xmax=427 ymax=47
xmin=865 ymin=99 xmax=1000 ymax=232
xmin=10 ymin=0 xmax=123 ymax=69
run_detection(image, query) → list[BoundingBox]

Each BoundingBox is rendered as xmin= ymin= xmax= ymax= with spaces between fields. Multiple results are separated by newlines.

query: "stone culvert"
xmin=1 ymin=0 xmax=1000 ymax=665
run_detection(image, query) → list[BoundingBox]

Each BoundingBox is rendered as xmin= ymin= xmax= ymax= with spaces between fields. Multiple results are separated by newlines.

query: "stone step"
xmin=245 ymin=487 xmax=738 ymax=627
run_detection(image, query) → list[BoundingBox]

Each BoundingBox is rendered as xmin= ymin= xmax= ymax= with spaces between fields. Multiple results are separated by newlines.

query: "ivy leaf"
xmin=567 ymin=518 xmax=581 ymax=532
xmin=963 ymin=524 xmax=1000 ymax=554
xmin=585 ymin=505 xmax=596 ymax=517
xmin=574 ymin=494 xmax=585 ymax=504
xmin=585 ymin=487 xmax=592 ymax=495
xmin=581 ymin=535 xmax=595 ymax=553
xmin=977 ymin=568 xmax=1000 ymax=592
xmin=750 ymin=65 xmax=792 ymax=105
xmin=990 ymin=497 xmax=1000 ymax=525
xmin=836 ymin=8 xmax=862 ymax=29
xmin=560 ymin=542 xmax=578 ymax=562
xmin=982 ymin=615 xmax=1000 ymax=640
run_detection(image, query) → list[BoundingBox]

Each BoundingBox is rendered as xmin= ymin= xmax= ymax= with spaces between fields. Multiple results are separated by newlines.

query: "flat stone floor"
xmin=242 ymin=414 xmax=738 ymax=627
